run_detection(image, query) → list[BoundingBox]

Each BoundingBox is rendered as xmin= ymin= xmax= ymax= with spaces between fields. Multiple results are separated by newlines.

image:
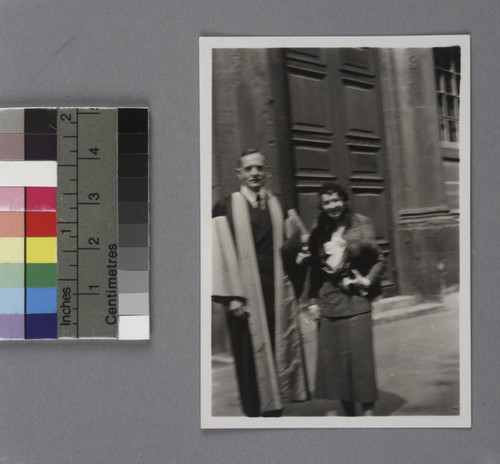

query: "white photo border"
xmin=200 ymin=35 xmax=471 ymax=429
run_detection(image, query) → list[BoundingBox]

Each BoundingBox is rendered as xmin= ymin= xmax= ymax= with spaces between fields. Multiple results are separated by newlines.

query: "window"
xmin=433 ymin=47 xmax=461 ymax=143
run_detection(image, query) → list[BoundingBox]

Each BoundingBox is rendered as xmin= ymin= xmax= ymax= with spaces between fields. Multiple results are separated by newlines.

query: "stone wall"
xmin=212 ymin=49 xmax=290 ymax=206
xmin=378 ymin=48 xmax=460 ymax=298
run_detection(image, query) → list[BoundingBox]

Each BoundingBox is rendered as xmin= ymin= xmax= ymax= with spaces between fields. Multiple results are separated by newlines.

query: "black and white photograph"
xmin=200 ymin=36 xmax=470 ymax=428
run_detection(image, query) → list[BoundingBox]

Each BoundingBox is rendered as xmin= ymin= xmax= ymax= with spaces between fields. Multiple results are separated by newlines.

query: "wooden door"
xmin=283 ymin=48 xmax=397 ymax=294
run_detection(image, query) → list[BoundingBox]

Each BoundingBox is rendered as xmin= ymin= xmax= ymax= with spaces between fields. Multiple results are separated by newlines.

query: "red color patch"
xmin=26 ymin=212 xmax=57 ymax=237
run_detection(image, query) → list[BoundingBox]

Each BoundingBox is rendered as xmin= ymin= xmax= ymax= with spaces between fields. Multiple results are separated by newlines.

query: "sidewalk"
xmin=212 ymin=292 xmax=461 ymax=417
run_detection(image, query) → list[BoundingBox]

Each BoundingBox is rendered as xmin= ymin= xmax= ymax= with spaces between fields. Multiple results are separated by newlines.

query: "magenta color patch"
xmin=26 ymin=187 xmax=56 ymax=211
xmin=0 ymin=314 xmax=24 ymax=339
xmin=0 ymin=187 xmax=24 ymax=211
xmin=0 ymin=134 xmax=24 ymax=160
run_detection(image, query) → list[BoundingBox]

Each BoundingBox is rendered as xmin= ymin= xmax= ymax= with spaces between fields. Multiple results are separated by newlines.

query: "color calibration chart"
xmin=0 ymin=108 xmax=149 ymax=340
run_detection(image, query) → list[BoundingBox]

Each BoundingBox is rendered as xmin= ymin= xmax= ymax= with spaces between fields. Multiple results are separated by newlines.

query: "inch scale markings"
xmin=57 ymin=109 xmax=118 ymax=339
xmin=57 ymin=108 xmax=78 ymax=337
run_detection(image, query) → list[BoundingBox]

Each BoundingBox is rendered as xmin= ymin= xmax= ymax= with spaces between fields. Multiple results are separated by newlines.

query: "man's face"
xmin=320 ymin=192 xmax=345 ymax=220
xmin=237 ymin=152 xmax=268 ymax=192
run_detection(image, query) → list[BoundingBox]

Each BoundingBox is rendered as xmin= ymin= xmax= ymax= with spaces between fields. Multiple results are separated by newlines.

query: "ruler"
xmin=57 ymin=109 xmax=119 ymax=338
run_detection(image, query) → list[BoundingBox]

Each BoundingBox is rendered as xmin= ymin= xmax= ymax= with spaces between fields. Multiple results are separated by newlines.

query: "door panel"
xmin=338 ymin=49 xmax=396 ymax=290
xmin=284 ymin=49 xmax=338 ymax=231
xmin=284 ymin=48 xmax=397 ymax=294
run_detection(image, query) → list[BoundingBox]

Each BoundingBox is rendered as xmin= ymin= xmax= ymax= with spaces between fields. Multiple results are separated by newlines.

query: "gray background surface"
xmin=0 ymin=1 xmax=495 ymax=463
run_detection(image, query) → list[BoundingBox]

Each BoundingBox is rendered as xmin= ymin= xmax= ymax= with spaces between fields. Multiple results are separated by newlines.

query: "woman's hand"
xmin=351 ymin=269 xmax=371 ymax=288
xmin=295 ymin=248 xmax=311 ymax=265
xmin=342 ymin=269 xmax=371 ymax=295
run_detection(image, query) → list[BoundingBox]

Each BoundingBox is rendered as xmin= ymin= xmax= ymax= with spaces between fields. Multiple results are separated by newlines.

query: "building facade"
xmin=212 ymin=47 xmax=461 ymax=353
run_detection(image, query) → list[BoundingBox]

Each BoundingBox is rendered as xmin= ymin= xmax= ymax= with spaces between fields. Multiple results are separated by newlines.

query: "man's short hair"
xmin=237 ymin=148 xmax=265 ymax=167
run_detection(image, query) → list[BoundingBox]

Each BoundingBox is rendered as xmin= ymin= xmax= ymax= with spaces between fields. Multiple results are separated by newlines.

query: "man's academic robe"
xmin=212 ymin=191 xmax=309 ymax=416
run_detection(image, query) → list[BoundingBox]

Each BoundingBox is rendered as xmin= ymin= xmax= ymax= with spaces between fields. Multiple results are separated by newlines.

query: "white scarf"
xmin=323 ymin=226 xmax=346 ymax=273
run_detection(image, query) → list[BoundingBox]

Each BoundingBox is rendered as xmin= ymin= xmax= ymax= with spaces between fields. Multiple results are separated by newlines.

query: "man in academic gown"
xmin=212 ymin=149 xmax=309 ymax=417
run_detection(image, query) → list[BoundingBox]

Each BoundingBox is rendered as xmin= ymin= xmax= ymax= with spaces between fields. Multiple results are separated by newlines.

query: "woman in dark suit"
xmin=307 ymin=181 xmax=386 ymax=416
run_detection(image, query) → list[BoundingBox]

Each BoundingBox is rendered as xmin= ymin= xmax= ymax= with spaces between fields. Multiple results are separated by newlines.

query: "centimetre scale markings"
xmin=57 ymin=109 xmax=118 ymax=339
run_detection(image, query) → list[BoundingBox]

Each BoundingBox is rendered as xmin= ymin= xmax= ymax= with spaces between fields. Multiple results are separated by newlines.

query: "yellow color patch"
xmin=0 ymin=237 xmax=24 ymax=263
xmin=26 ymin=237 xmax=57 ymax=263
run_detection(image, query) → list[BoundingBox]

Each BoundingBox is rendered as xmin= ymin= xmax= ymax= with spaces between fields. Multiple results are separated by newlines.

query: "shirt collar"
xmin=240 ymin=186 xmax=268 ymax=207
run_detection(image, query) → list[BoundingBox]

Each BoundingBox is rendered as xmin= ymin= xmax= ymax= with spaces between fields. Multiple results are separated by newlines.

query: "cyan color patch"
xmin=26 ymin=287 xmax=57 ymax=314
xmin=0 ymin=288 xmax=24 ymax=314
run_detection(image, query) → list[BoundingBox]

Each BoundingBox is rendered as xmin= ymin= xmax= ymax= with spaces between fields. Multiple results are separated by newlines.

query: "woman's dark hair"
xmin=318 ymin=181 xmax=350 ymax=202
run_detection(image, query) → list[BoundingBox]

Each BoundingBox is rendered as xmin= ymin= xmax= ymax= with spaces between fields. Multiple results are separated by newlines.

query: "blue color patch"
xmin=26 ymin=287 xmax=56 ymax=314
xmin=26 ymin=313 xmax=57 ymax=339
xmin=0 ymin=287 xmax=24 ymax=314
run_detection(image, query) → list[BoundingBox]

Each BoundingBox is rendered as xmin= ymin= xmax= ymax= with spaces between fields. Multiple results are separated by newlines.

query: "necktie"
xmin=256 ymin=193 xmax=265 ymax=210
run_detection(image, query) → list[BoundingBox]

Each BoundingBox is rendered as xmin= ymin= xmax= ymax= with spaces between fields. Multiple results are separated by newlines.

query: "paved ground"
xmin=212 ymin=293 xmax=460 ymax=416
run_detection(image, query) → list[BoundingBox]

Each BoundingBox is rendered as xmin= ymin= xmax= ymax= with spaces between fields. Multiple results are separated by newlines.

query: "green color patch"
xmin=26 ymin=263 xmax=57 ymax=287
xmin=0 ymin=263 xmax=24 ymax=287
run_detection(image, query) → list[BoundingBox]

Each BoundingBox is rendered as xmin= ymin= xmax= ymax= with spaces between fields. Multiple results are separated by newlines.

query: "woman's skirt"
xmin=315 ymin=311 xmax=377 ymax=403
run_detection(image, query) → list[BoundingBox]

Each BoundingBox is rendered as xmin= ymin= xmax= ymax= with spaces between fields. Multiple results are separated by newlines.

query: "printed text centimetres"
xmin=106 ymin=244 xmax=118 ymax=324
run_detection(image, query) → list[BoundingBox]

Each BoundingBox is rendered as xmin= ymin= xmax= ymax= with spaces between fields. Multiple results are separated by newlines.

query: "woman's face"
xmin=320 ymin=192 xmax=345 ymax=220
